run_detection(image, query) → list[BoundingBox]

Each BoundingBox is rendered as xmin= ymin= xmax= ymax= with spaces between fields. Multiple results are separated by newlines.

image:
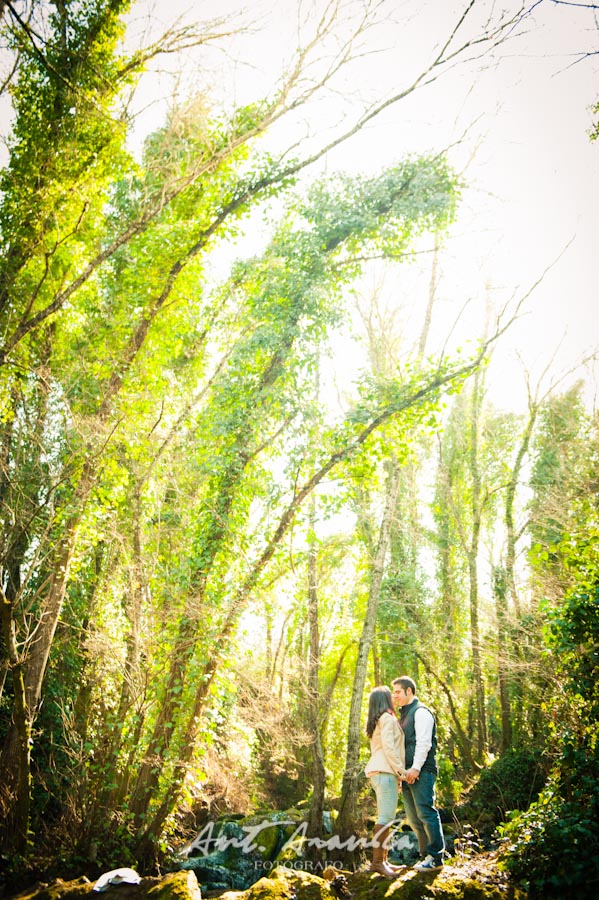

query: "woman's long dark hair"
xmin=366 ymin=686 xmax=394 ymax=738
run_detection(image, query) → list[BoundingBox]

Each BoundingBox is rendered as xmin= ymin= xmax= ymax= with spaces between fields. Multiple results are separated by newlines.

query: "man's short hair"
xmin=392 ymin=675 xmax=417 ymax=695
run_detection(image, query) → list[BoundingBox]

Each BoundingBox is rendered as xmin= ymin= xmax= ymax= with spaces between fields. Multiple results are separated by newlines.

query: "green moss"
xmin=8 ymin=877 xmax=94 ymax=900
xmin=271 ymin=869 xmax=337 ymax=900
xmin=316 ymin=862 xmax=526 ymax=900
xmin=10 ymin=856 xmax=526 ymax=900
xmin=146 ymin=871 xmax=201 ymax=900
xmin=221 ymin=866 xmax=522 ymax=900
xmin=235 ymin=820 xmax=281 ymax=861
xmin=219 ymin=874 xmax=297 ymax=900
xmin=12 ymin=872 xmax=203 ymax=900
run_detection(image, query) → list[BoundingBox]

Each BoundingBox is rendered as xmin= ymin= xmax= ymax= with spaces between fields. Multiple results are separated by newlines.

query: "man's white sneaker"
xmin=414 ymin=855 xmax=443 ymax=872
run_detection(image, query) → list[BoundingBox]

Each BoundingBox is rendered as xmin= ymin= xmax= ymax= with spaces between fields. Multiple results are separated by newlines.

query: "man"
xmin=392 ymin=676 xmax=445 ymax=872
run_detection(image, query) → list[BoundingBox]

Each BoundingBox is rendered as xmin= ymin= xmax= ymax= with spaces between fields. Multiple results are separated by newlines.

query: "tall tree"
xmin=336 ymin=455 xmax=402 ymax=849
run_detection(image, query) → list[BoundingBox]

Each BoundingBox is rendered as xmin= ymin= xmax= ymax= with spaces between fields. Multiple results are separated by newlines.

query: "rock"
xmin=388 ymin=831 xmax=419 ymax=866
xmin=146 ymin=872 xmax=202 ymax=900
xmin=219 ymin=868 xmax=337 ymax=900
xmin=6 ymin=871 xmax=202 ymax=900
xmin=5 ymin=852 xmax=525 ymax=900
xmin=345 ymin=859 xmax=527 ymax=899
xmin=6 ymin=875 xmax=95 ymax=900
xmin=216 ymin=856 xmax=526 ymax=900
xmin=176 ymin=813 xmax=298 ymax=891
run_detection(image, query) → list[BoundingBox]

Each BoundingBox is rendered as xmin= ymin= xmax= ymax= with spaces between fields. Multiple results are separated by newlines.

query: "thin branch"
xmin=116 ymin=18 xmax=245 ymax=80
xmin=546 ymin=1 xmax=599 ymax=8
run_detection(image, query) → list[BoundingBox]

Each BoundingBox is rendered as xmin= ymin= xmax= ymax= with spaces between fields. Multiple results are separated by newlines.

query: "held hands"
xmin=404 ymin=767 xmax=420 ymax=784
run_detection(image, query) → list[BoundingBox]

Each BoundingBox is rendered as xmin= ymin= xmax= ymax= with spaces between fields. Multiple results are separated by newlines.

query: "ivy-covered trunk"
xmin=336 ymin=459 xmax=402 ymax=858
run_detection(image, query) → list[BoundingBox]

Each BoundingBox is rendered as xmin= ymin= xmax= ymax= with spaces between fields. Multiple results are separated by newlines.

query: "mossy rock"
xmin=234 ymin=817 xmax=284 ymax=860
xmin=348 ymin=862 xmax=526 ymax=900
xmin=8 ymin=872 xmax=202 ymax=900
xmin=146 ymin=872 xmax=202 ymax=900
xmin=7 ymin=854 xmax=526 ymax=900
xmin=273 ymin=836 xmax=306 ymax=865
xmin=220 ymin=868 xmax=337 ymax=900
xmin=178 ymin=817 xmax=290 ymax=890
xmin=279 ymin=809 xmax=306 ymax=823
xmin=217 ymin=856 xmax=526 ymax=900
xmin=7 ymin=876 xmax=94 ymax=900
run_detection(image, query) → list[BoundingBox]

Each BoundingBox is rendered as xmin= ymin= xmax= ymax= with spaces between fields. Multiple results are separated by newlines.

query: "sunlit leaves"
xmin=301 ymin=155 xmax=459 ymax=262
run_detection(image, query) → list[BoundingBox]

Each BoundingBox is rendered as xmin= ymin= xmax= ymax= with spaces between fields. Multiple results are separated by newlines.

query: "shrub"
xmin=499 ymin=770 xmax=599 ymax=899
xmin=471 ymin=748 xmax=546 ymax=816
xmin=453 ymin=747 xmax=547 ymax=843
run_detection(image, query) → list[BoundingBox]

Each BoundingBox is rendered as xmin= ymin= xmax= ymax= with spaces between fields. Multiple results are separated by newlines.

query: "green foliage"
xmin=590 ymin=100 xmax=599 ymax=141
xmin=548 ymin=577 xmax=599 ymax=716
xmin=499 ymin=767 xmax=599 ymax=899
xmin=462 ymin=749 xmax=547 ymax=823
xmin=0 ymin=1 xmax=133 ymax=334
xmin=435 ymin=756 xmax=463 ymax=808
xmin=500 ymin=526 xmax=599 ymax=898
xmin=528 ymin=383 xmax=589 ymax=556
xmin=301 ymin=156 xmax=459 ymax=260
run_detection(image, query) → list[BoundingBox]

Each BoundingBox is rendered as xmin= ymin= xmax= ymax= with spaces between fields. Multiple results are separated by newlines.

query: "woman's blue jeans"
xmin=401 ymin=770 xmax=445 ymax=860
xmin=370 ymin=772 xmax=398 ymax=824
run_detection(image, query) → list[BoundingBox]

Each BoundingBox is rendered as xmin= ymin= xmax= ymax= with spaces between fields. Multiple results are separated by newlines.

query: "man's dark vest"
xmin=399 ymin=698 xmax=438 ymax=774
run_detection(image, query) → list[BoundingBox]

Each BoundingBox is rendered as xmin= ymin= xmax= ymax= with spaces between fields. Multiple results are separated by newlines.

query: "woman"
xmin=365 ymin=685 xmax=406 ymax=877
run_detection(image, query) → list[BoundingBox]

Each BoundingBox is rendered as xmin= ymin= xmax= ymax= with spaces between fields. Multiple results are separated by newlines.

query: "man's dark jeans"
xmin=402 ymin=770 xmax=445 ymax=862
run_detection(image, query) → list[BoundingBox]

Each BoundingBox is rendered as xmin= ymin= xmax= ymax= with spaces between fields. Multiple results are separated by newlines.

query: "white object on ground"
xmin=93 ymin=868 xmax=142 ymax=892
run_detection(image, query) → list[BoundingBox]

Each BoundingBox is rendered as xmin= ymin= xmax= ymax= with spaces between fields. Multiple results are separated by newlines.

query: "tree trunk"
xmin=306 ymin=498 xmax=326 ymax=851
xmin=336 ymin=458 xmax=402 ymax=857
xmin=505 ymin=408 xmax=536 ymax=618
xmin=101 ymin=494 xmax=148 ymax=813
xmin=468 ymin=518 xmax=487 ymax=760
xmin=468 ymin=372 xmax=488 ymax=760
xmin=493 ymin=566 xmax=512 ymax=753
xmin=418 ymin=235 xmax=440 ymax=356
xmin=0 ymin=445 xmax=97 ymax=848
xmin=0 ymin=587 xmax=31 ymax=853
xmin=502 ymin=403 xmax=537 ymax=744
xmin=415 ymin=651 xmax=481 ymax=772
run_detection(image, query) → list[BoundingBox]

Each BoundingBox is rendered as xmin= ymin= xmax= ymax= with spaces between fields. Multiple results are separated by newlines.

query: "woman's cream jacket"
xmin=365 ymin=711 xmax=406 ymax=778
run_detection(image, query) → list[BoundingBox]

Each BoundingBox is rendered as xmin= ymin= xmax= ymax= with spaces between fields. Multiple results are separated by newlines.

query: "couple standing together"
xmin=365 ymin=676 xmax=445 ymax=877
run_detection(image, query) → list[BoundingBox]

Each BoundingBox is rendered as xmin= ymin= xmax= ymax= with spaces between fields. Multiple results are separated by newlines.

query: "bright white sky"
xmin=124 ymin=0 xmax=598 ymax=416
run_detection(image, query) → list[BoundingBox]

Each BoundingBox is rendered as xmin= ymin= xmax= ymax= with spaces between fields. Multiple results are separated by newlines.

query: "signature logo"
xmin=183 ymin=819 xmax=375 ymax=857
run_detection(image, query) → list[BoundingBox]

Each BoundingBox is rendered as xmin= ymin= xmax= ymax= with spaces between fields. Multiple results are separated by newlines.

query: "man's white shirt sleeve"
xmin=412 ymin=707 xmax=434 ymax=771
